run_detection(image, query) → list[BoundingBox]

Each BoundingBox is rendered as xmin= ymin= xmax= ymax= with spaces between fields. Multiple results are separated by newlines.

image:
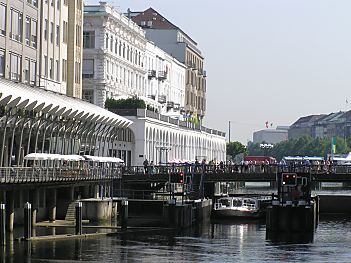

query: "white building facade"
xmin=82 ymin=3 xmax=147 ymax=108
xmin=82 ymin=3 xmax=226 ymax=165
xmin=145 ymin=42 xmax=185 ymax=115
xmin=119 ymin=109 xmax=226 ymax=166
xmin=253 ymin=127 xmax=289 ymax=144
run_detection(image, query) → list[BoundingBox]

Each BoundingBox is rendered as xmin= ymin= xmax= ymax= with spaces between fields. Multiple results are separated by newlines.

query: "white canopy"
xmin=102 ymin=157 xmax=124 ymax=163
xmin=60 ymin=155 xmax=85 ymax=161
xmin=24 ymin=153 xmax=53 ymax=161
xmin=24 ymin=153 xmax=85 ymax=161
xmin=83 ymin=155 xmax=124 ymax=163
xmin=0 ymin=78 xmax=132 ymax=128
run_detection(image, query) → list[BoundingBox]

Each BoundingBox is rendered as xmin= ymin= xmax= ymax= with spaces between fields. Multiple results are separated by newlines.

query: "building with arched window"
xmin=109 ymin=109 xmax=226 ymax=166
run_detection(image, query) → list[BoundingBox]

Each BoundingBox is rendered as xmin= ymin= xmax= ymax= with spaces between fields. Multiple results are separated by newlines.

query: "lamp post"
xmin=155 ymin=146 xmax=171 ymax=165
xmin=260 ymin=143 xmax=273 ymax=156
xmin=155 ymin=146 xmax=172 ymax=199
xmin=229 ymin=121 xmax=231 ymax=143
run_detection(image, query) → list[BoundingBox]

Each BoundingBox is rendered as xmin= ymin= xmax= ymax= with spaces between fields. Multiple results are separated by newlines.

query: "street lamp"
xmin=155 ymin=146 xmax=171 ymax=165
xmin=260 ymin=143 xmax=273 ymax=156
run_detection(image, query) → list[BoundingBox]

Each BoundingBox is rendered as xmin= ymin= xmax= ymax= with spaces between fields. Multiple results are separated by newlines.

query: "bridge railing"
xmin=0 ymin=166 xmax=122 ymax=183
xmin=121 ymin=163 xmax=351 ymax=176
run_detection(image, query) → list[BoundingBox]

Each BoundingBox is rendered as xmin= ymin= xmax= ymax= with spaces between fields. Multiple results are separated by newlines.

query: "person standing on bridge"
xmin=143 ymin=159 xmax=149 ymax=174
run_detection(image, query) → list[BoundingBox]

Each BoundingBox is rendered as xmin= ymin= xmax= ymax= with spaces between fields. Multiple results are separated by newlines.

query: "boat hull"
xmin=213 ymin=208 xmax=264 ymax=219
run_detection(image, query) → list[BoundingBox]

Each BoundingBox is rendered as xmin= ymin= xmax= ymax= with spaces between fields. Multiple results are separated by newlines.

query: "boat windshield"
xmin=233 ymin=199 xmax=243 ymax=207
xmin=243 ymin=199 xmax=256 ymax=208
xmin=219 ymin=199 xmax=231 ymax=207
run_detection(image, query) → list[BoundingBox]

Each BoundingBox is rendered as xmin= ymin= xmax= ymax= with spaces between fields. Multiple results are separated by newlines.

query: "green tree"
xmin=227 ymin=141 xmax=247 ymax=159
xmin=105 ymin=96 xmax=146 ymax=110
xmin=247 ymin=136 xmax=351 ymax=161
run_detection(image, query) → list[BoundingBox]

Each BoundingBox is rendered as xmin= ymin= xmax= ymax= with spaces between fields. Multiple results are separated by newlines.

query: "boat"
xmin=213 ymin=196 xmax=271 ymax=219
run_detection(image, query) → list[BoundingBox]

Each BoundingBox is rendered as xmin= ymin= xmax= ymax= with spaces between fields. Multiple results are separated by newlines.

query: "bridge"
xmin=121 ymin=164 xmax=351 ymax=183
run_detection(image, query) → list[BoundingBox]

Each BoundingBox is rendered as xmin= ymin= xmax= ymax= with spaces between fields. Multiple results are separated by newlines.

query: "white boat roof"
xmin=0 ymin=78 xmax=132 ymax=128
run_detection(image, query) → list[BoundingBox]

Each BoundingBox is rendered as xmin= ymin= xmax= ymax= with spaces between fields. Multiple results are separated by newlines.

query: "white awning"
xmin=83 ymin=155 xmax=124 ymax=163
xmin=0 ymin=78 xmax=132 ymax=128
xmin=24 ymin=153 xmax=85 ymax=161
xmin=24 ymin=153 xmax=52 ymax=161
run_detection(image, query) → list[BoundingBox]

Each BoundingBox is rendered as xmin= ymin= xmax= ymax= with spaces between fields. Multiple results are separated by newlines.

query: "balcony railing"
xmin=158 ymin=95 xmax=166 ymax=104
xmin=167 ymin=101 xmax=174 ymax=108
xmin=158 ymin=71 xmax=167 ymax=80
xmin=148 ymin=70 xmax=156 ymax=79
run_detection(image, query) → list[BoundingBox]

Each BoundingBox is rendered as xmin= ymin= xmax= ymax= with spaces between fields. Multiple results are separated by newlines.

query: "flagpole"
xmin=228 ymin=121 xmax=231 ymax=143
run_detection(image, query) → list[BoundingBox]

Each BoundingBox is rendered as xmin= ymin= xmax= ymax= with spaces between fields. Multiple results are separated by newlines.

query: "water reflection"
xmin=1 ymin=215 xmax=351 ymax=262
xmin=266 ymin=231 xmax=314 ymax=244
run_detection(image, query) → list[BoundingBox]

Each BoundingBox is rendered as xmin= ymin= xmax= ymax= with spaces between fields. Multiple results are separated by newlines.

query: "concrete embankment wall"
xmin=165 ymin=199 xmax=212 ymax=228
xmin=125 ymin=199 xmax=212 ymax=228
xmin=318 ymin=195 xmax=351 ymax=214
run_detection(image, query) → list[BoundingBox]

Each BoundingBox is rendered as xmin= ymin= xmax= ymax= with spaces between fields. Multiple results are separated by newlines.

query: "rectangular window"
xmin=44 ymin=19 xmax=48 ymax=41
xmin=31 ymin=20 xmax=37 ymax=48
xmin=44 ymin=55 xmax=48 ymax=77
xmin=0 ymin=5 xmax=6 ymax=36
xmin=57 ymin=0 xmax=60 ymax=9
xmin=56 ymin=25 xmax=59 ymax=45
xmin=25 ymin=17 xmax=30 ymax=45
xmin=75 ymin=25 xmax=81 ymax=46
xmin=30 ymin=60 xmax=36 ymax=85
xmin=49 ymin=58 xmax=54 ymax=79
xmin=10 ymin=9 xmax=23 ymax=42
xmin=50 ymin=22 xmax=54 ymax=43
xmin=110 ymin=37 xmax=113 ymax=52
xmin=75 ymin=62 xmax=80 ymax=84
xmin=77 ymin=0 xmax=82 ymax=10
xmin=62 ymin=59 xmax=67 ymax=82
xmin=9 ymin=53 xmax=21 ymax=81
xmin=83 ymin=31 xmax=95 ymax=48
xmin=82 ymin=59 xmax=94 ymax=78
xmin=63 ymin=21 xmax=67 ymax=43
xmin=24 ymin=58 xmax=30 ymax=83
xmin=0 ymin=50 xmax=5 ymax=77
xmin=55 ymin=59 xmax=59 ymax=81
xmin=82 ymin=90 xmax=94 ymax=103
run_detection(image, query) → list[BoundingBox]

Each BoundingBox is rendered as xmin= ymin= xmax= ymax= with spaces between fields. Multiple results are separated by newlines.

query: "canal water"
xmin=3 ymin=214 xmax=351 ymax=262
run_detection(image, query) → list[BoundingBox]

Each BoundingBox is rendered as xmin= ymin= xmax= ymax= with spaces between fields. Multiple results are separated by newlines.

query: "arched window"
xmin=110 ymin=36 xmax=113 ymax=52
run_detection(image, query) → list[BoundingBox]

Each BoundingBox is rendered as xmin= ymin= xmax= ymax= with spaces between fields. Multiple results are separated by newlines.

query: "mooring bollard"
xmin=24 ymin=202 xmax=32 ymax=239
xmin=75 ymin=201 xmax=82 ymax=235
xmin=121 ymin=199 xmax=128 ymax=230
xmin=0 ymin=203 xmax=5 ymax=245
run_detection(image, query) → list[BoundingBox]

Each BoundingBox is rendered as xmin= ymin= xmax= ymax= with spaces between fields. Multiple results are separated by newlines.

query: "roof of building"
xmin=292 ymin=110 xmax=351 ymax=128
xmin=0 ymin=78 xmax=132 ymax=128
xmin=254 ymin=129 xmax=288 ymax=134
xmin=130 ymin=7 xmax=198 ymax=46
xmin=291 ymin=114 xmax=326 ymax=127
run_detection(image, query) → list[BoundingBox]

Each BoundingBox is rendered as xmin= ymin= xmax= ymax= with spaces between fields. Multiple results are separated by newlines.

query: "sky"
xmin=85 ymin=0 xmax=351 ymax=145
